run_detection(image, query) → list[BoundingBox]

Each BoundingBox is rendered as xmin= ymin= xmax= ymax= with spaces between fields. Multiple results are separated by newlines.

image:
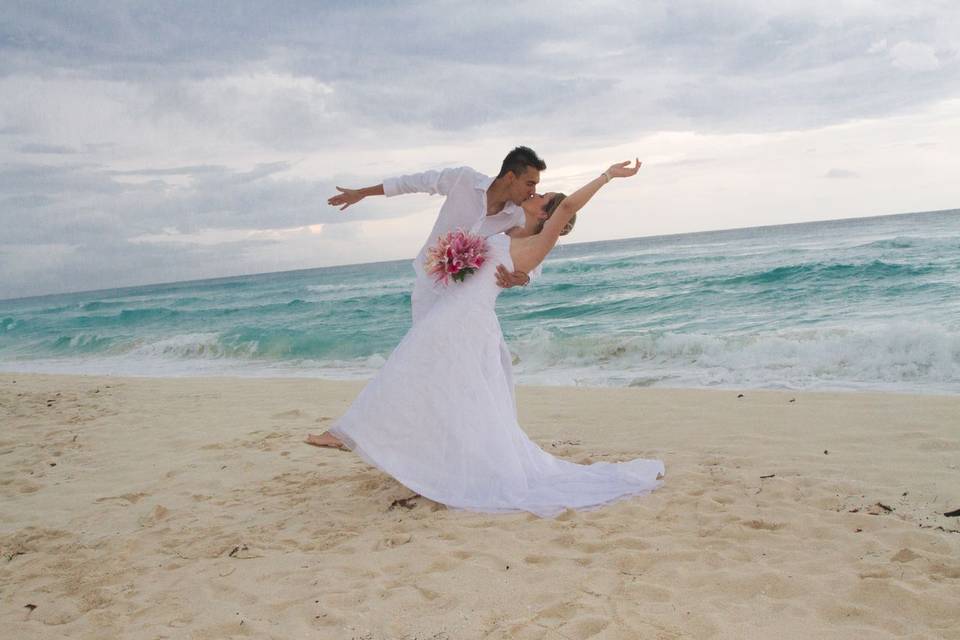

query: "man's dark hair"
xmin=497 ymin=146 xmax=546 ymax=179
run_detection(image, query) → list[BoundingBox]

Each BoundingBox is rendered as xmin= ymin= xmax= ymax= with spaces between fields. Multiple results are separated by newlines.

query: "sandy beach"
xmin=1 ymin=372 xmax=958 ymax=639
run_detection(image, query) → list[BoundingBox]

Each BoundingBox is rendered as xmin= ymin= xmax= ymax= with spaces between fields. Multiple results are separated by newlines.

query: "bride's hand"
xmin=606 ymin=158 xmax=642 ymax=179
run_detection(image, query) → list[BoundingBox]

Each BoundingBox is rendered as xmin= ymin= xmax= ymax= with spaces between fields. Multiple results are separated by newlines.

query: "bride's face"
xmin=522 ymin=192 xmax=555 ymax=222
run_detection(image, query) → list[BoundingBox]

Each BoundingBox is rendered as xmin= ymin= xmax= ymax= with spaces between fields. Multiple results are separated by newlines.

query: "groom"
xmin=327 ymin=146 xmax=549 ymax=324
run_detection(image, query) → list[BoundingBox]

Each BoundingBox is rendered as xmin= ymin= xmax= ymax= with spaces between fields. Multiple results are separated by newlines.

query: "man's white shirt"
xmin=383 ymin=166 xmax=525 ymax=279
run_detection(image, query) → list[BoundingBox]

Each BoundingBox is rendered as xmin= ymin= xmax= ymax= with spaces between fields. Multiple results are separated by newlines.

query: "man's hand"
xmin=496 ymin=264 xmax=530 ymax=289
xmin=327 ymin=187 xmax=365 ymax=211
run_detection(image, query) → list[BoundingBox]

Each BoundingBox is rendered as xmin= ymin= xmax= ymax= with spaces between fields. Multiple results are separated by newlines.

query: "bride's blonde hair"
xmin=536 ymin=193 xmax=576 ymax=236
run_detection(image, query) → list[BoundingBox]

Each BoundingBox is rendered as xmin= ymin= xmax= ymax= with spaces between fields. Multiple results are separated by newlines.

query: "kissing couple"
xmin=306 ymin=147 xmax=664 ymax=517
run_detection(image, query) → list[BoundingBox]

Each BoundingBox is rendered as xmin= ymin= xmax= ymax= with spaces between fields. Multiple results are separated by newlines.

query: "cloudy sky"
xmin=2 ymin=1 xmax=959 ymax=299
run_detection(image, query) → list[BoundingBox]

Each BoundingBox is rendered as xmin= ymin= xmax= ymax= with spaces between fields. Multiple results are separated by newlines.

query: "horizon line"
xmin=2 ymin=206 xmax=957 ymax=304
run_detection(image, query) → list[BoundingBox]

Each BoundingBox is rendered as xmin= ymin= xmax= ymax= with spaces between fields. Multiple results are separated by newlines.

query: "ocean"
xmin=2 ymin=209 xmax=959 ymax=393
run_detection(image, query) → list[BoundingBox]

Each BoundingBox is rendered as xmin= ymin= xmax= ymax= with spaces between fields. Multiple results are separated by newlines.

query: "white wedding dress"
xmin=329 ymin=234 xmax=664 ymax=517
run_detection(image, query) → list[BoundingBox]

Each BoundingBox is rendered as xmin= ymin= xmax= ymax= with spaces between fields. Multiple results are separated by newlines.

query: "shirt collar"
xmin=474 ymin=173 xmax=493 ymax=191
xmin=476 ymin=172 xmax=522 ymax=217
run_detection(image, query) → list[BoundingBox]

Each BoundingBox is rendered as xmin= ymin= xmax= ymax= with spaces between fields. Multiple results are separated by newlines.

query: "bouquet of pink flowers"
xmin=425 ymin=229 xmax=489 ymax=285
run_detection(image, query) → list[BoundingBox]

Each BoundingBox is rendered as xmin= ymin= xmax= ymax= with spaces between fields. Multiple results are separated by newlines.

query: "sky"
xmin=1 ymin=1 xmax=959 ymax=300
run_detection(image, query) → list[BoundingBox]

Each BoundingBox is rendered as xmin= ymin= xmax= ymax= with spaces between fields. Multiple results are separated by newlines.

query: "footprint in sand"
xmin=533 ymin=600 xmax=583 ymax=626
xmin=559 ymin=615 xmax=610 ymax=639
xmin=270 ymin=409 xmax=304 ymax=419
xmin=34 ymin=600 xmax=85 ymax=626
xmin=413 ymin=585 xmax=442 ymax=602
xmin=18 ymin=481 xmax=43 ymax=494
xmin=928 ymin=562 xmax=960 ymax=579
xmin=555 ymin=508 xmax=579 ymax=522
xmin=742 ymin=519 xmax=784 ymax=531
xmin=890 ymin=548 xmax=920 ymax=563
xmin=375 ymin=533 xmax=413 ymax=549
xmin=573 ymin=541 xmax=608 ymax=554
xmin=138 ymin=504 xmax=171 ymax=527
xmin=522 ymin=554 xmax=556 ymax=566
xmin=917 ymin=437 xmax=960 ymax=451
xmin=95 ymin=492 xmax=149 ymax=505
xmin=606 ymin=536 xmax=650 ymax=551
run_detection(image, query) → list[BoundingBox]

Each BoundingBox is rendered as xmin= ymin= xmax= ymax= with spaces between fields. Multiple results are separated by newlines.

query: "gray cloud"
xmin=108 ymin=164 xmax=226 ymax=176
xmin=18 ymin=143 xmax=78 ymax=154
xmin=4 ymin=2 xmax=957 ymax=138
xmin=824 ymin=168 xmax=860 ymax=179
xmin=0 ymin=234 xmax=280 ymax=300
xmin=0 ymin=161 xmax=403 ymax=245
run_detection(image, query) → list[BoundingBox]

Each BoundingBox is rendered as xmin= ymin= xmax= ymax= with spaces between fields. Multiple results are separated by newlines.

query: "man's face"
xmin=507 ymin=167 xmax=540 ymax=205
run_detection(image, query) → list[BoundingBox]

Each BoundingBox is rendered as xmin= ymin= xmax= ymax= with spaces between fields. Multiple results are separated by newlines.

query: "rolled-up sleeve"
xmin=383 ymin=167 xmax=468 ymax=197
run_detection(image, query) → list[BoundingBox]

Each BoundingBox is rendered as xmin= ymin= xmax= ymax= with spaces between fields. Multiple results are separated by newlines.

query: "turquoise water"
xmin=2 ymin=209 xmax=959 ymax=392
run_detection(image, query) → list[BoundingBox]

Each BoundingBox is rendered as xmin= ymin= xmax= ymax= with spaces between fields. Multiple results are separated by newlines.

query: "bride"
xmin=307 ymin=159 xmax=663 ymax=517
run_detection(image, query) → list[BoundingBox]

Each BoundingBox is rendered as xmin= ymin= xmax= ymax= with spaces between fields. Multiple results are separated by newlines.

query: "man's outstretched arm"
xmin=328 ymin=168 xmax=464 ymax=211
xmin=328 ymin=184 xmax=385 ymax=211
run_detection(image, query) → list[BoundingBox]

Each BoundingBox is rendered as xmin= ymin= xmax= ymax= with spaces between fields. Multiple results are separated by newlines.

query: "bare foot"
xmin=305 ymin=431 xmax=348 ymax=451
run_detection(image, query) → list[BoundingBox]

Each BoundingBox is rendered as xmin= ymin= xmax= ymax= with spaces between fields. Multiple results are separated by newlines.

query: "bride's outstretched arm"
xmin=512 ymin=159 xmax=641 ymax=272
xmin=549 ymin=159 xmax=640 ymax=233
